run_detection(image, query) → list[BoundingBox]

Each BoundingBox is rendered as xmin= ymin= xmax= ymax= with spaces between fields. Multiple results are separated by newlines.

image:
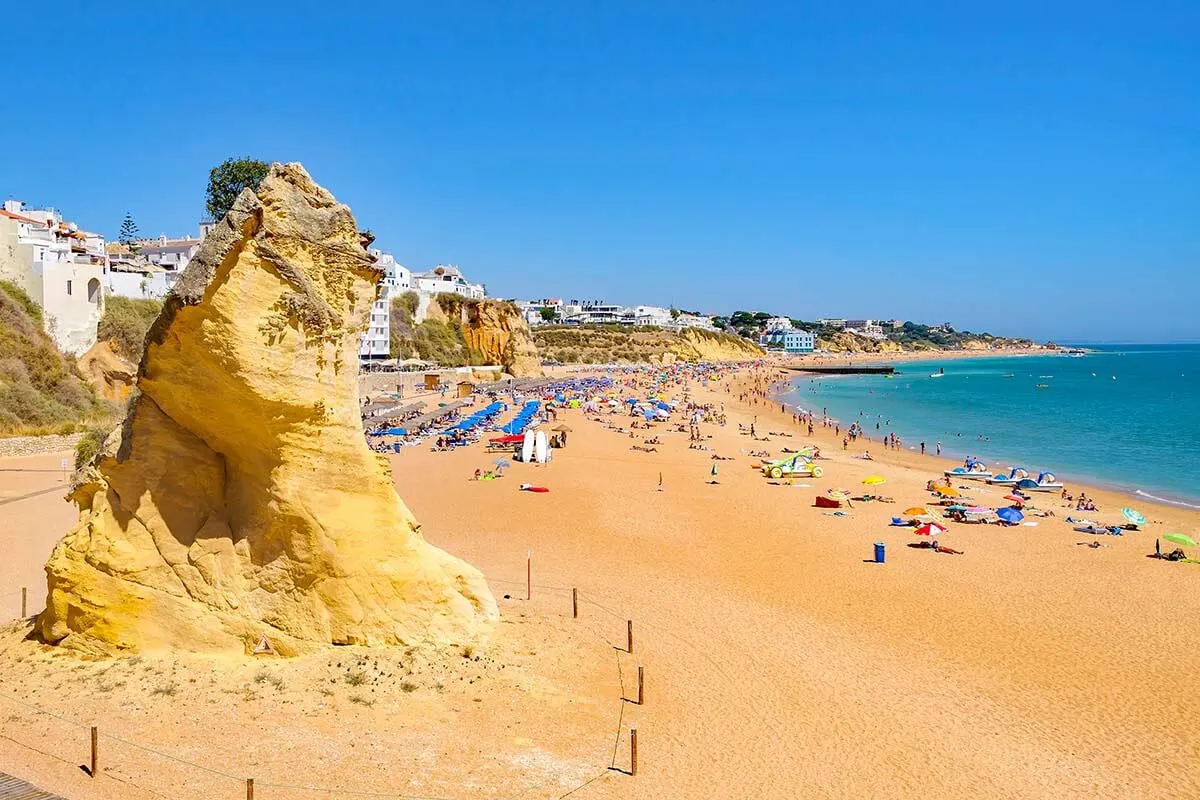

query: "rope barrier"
xmin=0 ymin=566 xmax=642 ymax=800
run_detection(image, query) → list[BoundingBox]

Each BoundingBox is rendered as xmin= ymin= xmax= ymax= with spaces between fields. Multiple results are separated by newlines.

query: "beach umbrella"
xmin=1003 ymin=494 xmax=1026 ymax=505
xmin=966 ymin=506 xmax=991 ymax=515
xmin=1164 ymin=533 xmax=1197 ymax=547
xmin=997 ymin=507 xmax=1024 ymax=524
xmin=945 ymin=505 xmax=969 ymax=512
xmin=1121 ymin=508 xmax=1146 ymax=526
xmin=552 ymin=424 xmax=573 ymax=432
xmin=862 ymin=476 xmax=886 ymax=485
xmin=904 ymin=506 xmax=930 ymax=517
xmin=493 ymin=458 xmax=511 ymax=469
xmin=915 ymin=522 xmax=948 ymax=536
xmin=827 ymin=489 xmax=851 ymax=500
xmin=934 ymin=485 xmax=960 ymax=498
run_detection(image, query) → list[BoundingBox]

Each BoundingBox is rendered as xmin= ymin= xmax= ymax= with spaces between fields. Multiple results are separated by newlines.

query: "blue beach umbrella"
xmin=997 ymin=507 xmax=1024 ymax=524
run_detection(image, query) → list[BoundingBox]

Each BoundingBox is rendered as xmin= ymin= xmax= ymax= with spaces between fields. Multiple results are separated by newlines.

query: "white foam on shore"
xmin=1135 ymin=489 xmax=1200 ymax=510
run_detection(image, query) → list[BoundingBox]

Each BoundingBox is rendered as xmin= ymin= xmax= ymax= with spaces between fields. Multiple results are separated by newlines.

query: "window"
xmin=66 ymin=280 xmax=72 ymax=296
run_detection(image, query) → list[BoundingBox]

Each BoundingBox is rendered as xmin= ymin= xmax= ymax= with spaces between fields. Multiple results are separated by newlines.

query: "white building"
xmin=672 ymin=313 xmax=718 ymax=332
xmin=0 ymin=200 xmax=105 ymax=355
xmin=359 ymin=249 xmax=412 ymax=360
xmin=105 ymin=223 xmax=217 ymax=300
xmin=765 ymin=316 xmax=793 ymax=332
xmin=412 ymin=265 xmax=485 ymax=299
xmin=631 ymin=305 xmax=672 ymax=327
xmin=565 ymin=301 xmax=626 ymax=325
xmin=817 ymin=318 xmax=846 ymax=329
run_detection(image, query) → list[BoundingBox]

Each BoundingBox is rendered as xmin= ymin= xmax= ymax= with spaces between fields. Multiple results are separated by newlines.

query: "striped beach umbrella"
xmin=1122 ymin=508 xmax=1146 ymax=526
xmin=915 ymin=522 xmax=948 ymax=536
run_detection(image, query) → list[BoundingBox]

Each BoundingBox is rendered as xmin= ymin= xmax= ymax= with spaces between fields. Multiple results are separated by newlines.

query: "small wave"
xmin=1135 ymin=489 xmax=1200 ymax=510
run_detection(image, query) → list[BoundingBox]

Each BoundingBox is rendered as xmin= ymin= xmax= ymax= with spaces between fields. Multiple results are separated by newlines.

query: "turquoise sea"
xmin=780 ymin=344 xmax=1200 ymax=508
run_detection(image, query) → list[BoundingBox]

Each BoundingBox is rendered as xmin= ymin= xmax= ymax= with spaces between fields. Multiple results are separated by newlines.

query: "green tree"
xmin=118 ymin=213 xmax=140 ymax=249
xmin=205 ymin=158 xmax=270 ymax=221
xmin=670 ymin=307 xmax=681 ymax=319
xmin=539 ymin=306 xmax=557 ymax=322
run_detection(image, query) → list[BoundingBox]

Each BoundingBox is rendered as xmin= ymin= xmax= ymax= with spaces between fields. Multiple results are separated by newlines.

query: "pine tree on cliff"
xmin=118 ymin=213 xmax=140 ymax=252
xmin=205 ymin=157 xmax=270 ymax=221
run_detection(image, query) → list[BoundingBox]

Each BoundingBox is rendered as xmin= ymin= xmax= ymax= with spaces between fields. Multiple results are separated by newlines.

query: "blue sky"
xmin=2 ymin=1 xmax=1197 ymax=341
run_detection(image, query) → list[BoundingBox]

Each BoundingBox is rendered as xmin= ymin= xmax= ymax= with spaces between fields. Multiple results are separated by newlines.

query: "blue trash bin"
xmin=874 ymin=542 xmax=886 ymax=563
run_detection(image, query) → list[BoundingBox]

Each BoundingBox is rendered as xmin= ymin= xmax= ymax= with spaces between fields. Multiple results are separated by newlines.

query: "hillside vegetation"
xmin=389 ymin=292 xmax=490 ymax=366
xmin=0 ymin=280 xmax=104 ymax=435
xmin=97 ymin=296 xmax=164 ymax=361
xmin=534 ymin=325 xmax=763 ymax=364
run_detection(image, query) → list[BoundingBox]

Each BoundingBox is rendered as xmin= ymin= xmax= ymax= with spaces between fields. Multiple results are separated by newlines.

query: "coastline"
xmin=757 ymin=366 xmax=1200 ymax=516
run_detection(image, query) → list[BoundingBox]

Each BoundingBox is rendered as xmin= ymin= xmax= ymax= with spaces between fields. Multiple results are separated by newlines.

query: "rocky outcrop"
xmin=77 ymin=341 xmax=137 ymax=403
xmin=675 ymin=328 xmax=763 ymax=361
xmin=38 ymin=164 xmax=497 ymax=656
xmin=459 ymin=300 xmax=543 ymax=377
xmin=817 ymin=331 xmax=905 ymax=354
xmin=534 ymin=325 xmax=762 ymax=365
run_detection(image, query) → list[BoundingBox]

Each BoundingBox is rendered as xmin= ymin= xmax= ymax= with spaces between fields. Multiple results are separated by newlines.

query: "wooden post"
xmin=626 ymin=620 xmax=633 ymax=654
xmin=20 ymin=587 xmax=27 ymax=618
xmin=572 ymin=588 xmax=578 ymax=619
xmin=246 ymin=778 xmax=254 ymax=799
xmin=90 ymin=726 xmax=97 ymax=778
xmin=526 ymin=552 xmax=531 ymax=601
xmin=637 ymin=665 xmax=644 ymax=705
xmin=630 ymin=728 xmax=638 ymax=776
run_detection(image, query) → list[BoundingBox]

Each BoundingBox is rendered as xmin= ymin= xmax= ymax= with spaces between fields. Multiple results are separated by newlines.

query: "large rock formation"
xmin=460 ymin=300 xmax=543 ymax=377
xmin=38 ymin=164 xmax=497 ymax=655
xmin=77 ymin=340 xmax=137 ymax=403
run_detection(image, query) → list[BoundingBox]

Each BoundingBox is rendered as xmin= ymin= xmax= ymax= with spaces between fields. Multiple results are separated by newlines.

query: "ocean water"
xmin=780 ymin=344 xmax=1200 ymax=508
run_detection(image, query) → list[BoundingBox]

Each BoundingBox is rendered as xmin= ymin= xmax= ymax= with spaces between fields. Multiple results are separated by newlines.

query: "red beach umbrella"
xmin=1004 ymin=494 xmax=1025 ymax=505
xmin=915 ymin=522 xmax=948 ymax=536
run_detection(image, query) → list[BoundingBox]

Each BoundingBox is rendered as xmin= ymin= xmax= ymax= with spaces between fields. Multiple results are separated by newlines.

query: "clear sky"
xmin=2 ymin=1 xmax=1197 ymax=341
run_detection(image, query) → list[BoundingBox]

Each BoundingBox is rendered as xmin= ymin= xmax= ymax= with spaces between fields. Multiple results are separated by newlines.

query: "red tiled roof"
xmin=0 ymin=209 xmax=43 ymax=225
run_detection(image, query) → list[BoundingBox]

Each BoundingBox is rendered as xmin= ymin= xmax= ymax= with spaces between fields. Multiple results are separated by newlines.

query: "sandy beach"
xmin=1 ymin=363 xmax=1199 ymax=799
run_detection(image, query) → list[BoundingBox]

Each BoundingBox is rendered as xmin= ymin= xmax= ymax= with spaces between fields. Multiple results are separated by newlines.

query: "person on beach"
xmin=921 ymin=442 xmax=926 ymax=455
xmin=936 ymin=441 xmax=942 ymax=455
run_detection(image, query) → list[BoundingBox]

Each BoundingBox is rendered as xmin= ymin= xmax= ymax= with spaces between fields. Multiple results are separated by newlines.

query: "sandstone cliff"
xmin=77 ymin=340 xmax=137 ymax=403
xmin=39 ymin=164 xmax=497 ymax=655
xmin=390 ymin=296 xmax=542 ymax=377
xmin=816 ymin=331 xmax=906 ymax=354
xmin=534 ymin=325 xmax=762 ymax=364
xmin=459 ymin=299 xmax=542 ymax=377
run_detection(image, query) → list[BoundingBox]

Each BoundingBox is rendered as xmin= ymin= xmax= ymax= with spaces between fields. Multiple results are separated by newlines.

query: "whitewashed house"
xmin=0 ymin=200 xmax=105 ymax=355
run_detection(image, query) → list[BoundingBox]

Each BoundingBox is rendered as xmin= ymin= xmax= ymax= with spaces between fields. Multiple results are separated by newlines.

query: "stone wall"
xmin=0 ymin=433 xmax=81 ymax=459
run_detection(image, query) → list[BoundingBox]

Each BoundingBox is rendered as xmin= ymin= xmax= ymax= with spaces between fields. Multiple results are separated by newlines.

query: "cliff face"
xmin=38 ymin=164 xmax=497 ymax=656
xmin=534 ymin=326 xmax=762 ymax=364
xmin=816 ymin=331 xmax=905 ymax=354
xmin=459 ymin=300 xmax=543 ymax=377
xmin=77 ymin=340 xmax=136 ymax=403
xmin=676 ymin=328 xmax=763 ymax=361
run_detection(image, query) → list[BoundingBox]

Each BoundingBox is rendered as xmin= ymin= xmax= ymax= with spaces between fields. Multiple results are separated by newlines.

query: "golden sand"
xmin=1 ymin=363 xmax=1199 ymax=798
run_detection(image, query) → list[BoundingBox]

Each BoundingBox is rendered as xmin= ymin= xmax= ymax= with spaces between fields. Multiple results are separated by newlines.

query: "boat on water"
xmin=1036 ymin=384 xmax=1050 ymax=389
xmin=1017 ymin=471 xmax=1064 ymax=492
xmin=988 ymin=466 xmax=1030 ymax=485
xmin=930 ymin=367 xmax=945 ymax=379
